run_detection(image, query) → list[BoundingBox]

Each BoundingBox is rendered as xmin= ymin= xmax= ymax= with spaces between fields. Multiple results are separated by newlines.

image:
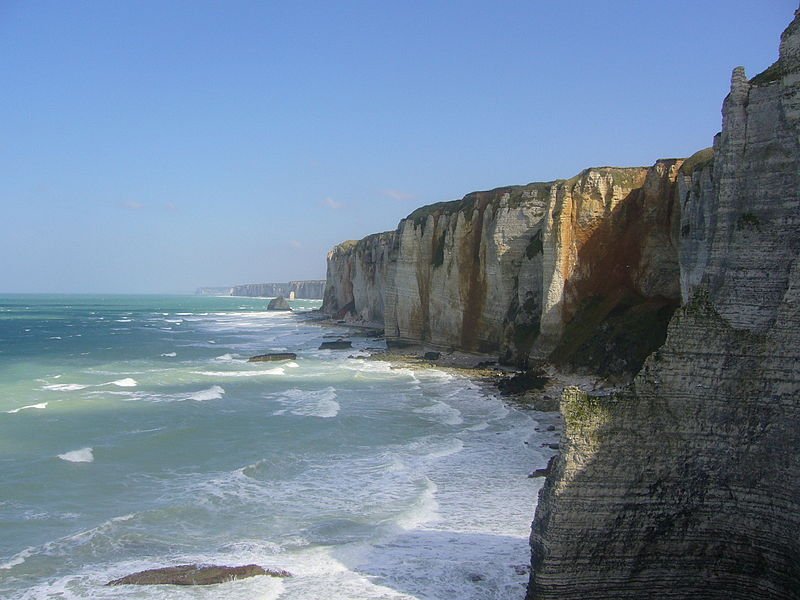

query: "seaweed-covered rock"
xmin=248 ymin=352 xmax=297 ymax=362
xmin=319 ymin=340 xmax=352 ymax=350
xmin=107 ymin=564 xmax=291 ymax=586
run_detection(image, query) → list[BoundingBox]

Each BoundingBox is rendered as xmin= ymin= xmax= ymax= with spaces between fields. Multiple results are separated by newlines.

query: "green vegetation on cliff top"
xmin=679 ymin=147 xmax=714 ymax=176
xmin=406 ymin=182 xmax=554 ymax=227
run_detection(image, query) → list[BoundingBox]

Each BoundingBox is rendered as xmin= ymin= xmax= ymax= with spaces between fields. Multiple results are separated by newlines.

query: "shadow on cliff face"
xmin=332 ymin=529 xmax=531 ymax=600
xmin=527 ymin=295 xmax=800 ymax=599
xmin=548 ymin=180 xmax=680 ymax=379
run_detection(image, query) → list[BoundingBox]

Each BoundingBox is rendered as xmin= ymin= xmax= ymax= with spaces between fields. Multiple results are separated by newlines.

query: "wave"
xmin=160 ymin=351 xmax=177 ymax=357
xmin=43 ymin=383 xmax=88 ymax=391
xmin=413 ymin=401 xmax=464 ymax=426
xmin=5 ymin=402 xmax=48 ymax=414
xmin=271 ymin=387 xmax=340 ymax=418
xmin=0 ymin=546 xmax=35 ymax=570
xmin=194 ymin=368 xmax=284 ymax=377
xmin=187 ymin=385 xmax=225 ymax=401
xmin=108 ymin=378 xmax=137 ymax=387
xmin=57 ymin=447 xmax=94 ymax=463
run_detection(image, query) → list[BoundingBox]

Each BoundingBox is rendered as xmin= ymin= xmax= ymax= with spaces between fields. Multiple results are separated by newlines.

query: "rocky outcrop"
xmin=248 ymin=352 xmax=296 ymax=362
xmin=107 ymin=564 xmax=291 ymax=585
xmin=231 ymin=280 xmax=326 ymax=299
xmin=267 ymin=296 xmax=291 ymax=311
xmin=324 ymin=163 xmax=682 ymax=373
xmin=528 ymin=12 xmax=800 ymax=599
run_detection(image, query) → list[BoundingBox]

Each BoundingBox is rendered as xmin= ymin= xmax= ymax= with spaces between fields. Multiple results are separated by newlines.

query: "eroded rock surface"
xmin=528 ymin=12 xmax=800 ymax=599
xmin=323 ymin=164 xmax=682 ymax=374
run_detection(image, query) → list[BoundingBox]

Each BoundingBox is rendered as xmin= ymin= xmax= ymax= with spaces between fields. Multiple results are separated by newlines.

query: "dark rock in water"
xmin=267 ymin=296 xmax=291 ymax=311
xmin=106 ymin=564 xmax=291 ymax=586
xmin=497 ymin=369 xmax=548 ymax=395
xmin=528 ymin=456 xmax=557 ymax=478
xmin=319 ymin=340 xmax=352 ymax=350
xmin=248 ymin=353 xmax=297 ymax=362
xmin=548 ymin=443 xmax=560 ymax=450
xmin=546 ymin=425 xmax=556 ymax=432
xmin=423 ymin=351 xmax=441 ymax=361
xmin=467 ymin=573 xmax=485 ymax=582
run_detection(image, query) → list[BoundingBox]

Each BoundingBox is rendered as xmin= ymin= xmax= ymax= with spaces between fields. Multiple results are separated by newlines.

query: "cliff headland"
xmin=322 ymin=9 xmax=800 ymax=599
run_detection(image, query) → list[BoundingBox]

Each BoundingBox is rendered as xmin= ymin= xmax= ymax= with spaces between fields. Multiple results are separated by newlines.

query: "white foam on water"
xmin=43 ymin=383 xmax=88 ymax=391
xmin=160 ymin=351 xmax=176 ymax=357
xmin=48 ymin=336 xmax=62 ymax=340
xmin=194 ymin=368 xmax=284 ymax=377
xmin=187 ymin=385 xmax=226 ymax=401
xmin=396 ymin=477 xmax=440 ymax=530
xmin=0 ymin=546 xmax=35 ymax=570
xmin=109 ymin=378 xmax=137 ymax=387
xmin=57 ymin=447 xmax=94 ymax=463
xmin=214 ymin=353 xmax=245 ymax=362
xmin=413 ymin=400 xmax=464 ymax=426
xmin=5 ymin=402 xmax=48 ymax=414
xmin=114 ymin=318 xmax=132 ymax=322
xmin=270 ymin=387 xmax=341 ymax=418
xmin=286 ymin=361 xmax=299 ymax=368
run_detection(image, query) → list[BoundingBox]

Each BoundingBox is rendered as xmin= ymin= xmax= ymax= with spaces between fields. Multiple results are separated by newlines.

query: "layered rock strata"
xmin=230 ymin=280 xmax=326 ymax=299
xmin=528 ymin=13 xmax=800 ymax=599
xmin=324 ymin=163 xmax=683 ymax=373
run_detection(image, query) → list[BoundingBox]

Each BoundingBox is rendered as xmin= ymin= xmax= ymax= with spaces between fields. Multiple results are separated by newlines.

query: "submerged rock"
xmin=267 ymin=296 xmax=291 ymax=311
xmin=106 ymin=564 xmax=291 ymax=586
xmin=248 ymin=352 xmax=297 ymax=362
xmin=319 ymin=340 xmax=352 ymax=350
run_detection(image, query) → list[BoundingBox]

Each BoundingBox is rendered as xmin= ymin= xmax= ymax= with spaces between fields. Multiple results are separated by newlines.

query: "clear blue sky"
xmin=1 ymin=1 xmax=795 ymax=293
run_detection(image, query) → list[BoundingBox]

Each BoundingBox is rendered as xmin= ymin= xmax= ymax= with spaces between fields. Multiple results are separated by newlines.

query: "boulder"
xmin=319 ymin=340 xmax=352 ymax=350
xmin=267 ymin=296 xmax=291 ymax=311
xmin=106 ymin=564 xmax=291 ymax=586
xmin=248 ymin=352 xmax=297 ymax=362
xmin=423 ymin=351 xmax=441 ymax=361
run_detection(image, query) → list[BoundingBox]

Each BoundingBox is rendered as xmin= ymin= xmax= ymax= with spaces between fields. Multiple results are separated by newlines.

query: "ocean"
xmin=0 ymin=294 xmax=554 ymax=599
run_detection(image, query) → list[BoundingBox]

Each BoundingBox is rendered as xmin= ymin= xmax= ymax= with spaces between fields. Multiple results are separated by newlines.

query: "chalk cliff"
xmin=323 ymin=232 xmax=397 ymax=326
xmin=231 ymin=280 xmax=326 ymax=299
xmin=528 ymin=12 xmax=800 ymax=599
xmin=324 ymin=162 xmax=682 ymax=374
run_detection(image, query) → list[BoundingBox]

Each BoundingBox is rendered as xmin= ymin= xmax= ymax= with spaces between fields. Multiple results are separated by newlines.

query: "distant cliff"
xmin=195 ymin=286 xmax=233 ymax=296
xmin=323 ymin=161 xmax=682 ymax=375
xmin=529 ymin=12 xmax=800 ymax=599
xmin=230 ymin=280 xmax=326 ymax=299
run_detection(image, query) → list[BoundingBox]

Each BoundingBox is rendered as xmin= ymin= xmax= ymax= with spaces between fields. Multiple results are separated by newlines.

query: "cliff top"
xmin=405 ymin=182 xmax=555 ymax=226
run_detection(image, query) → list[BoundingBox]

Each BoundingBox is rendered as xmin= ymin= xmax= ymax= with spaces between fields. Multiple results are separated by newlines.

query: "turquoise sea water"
xmin=0 ymin=295 xmax=552 ymax=599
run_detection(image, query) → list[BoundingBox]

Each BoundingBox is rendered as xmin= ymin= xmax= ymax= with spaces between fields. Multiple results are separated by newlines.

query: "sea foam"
xmin=43 ymin=383 xmax=88 ymax=391
xmin=194 ymin=368 xmax=284 ymax=377
xmin=6 ymin=402 xmax=48 ymax=414
xmin=58 ymin=448 xmax=94 ymax=463
xmin=109 ymin=378 xmax=137 ymax=387
xmin=187 ymin=385 xmax=225 ymax=401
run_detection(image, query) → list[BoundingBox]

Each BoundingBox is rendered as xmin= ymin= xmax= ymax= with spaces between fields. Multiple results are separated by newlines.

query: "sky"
xmin=0 ymin=1 xmax=796 ymax=293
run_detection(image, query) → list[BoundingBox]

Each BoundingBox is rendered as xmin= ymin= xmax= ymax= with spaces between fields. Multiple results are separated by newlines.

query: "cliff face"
xmin=529 ymin=13 xmax=800 ymax=599
xmin=322 ymin=232 xmax=397 ymax=325
xmin=231 ymin=280 xmax=326 ymax=299
xmin=384 ymin=184 xmax=551 ymax=357
xmin=324 ymin=163 xmax=682 ymax=372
